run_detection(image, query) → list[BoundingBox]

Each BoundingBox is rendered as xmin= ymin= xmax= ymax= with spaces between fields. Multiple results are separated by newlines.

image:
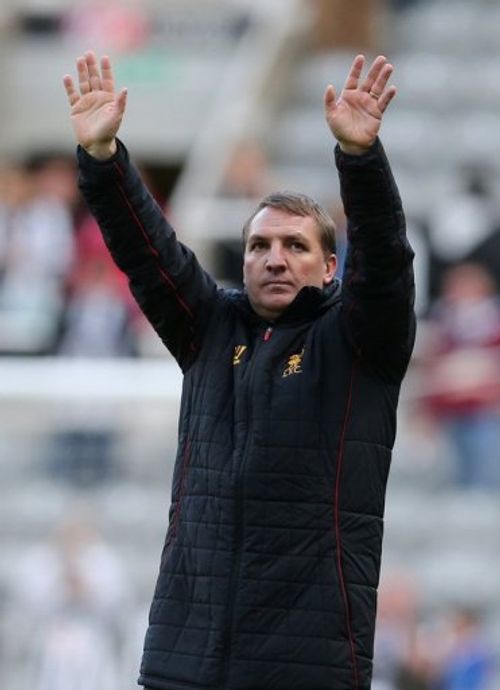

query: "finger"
xmin=77 ymin=55 xmax=91 ymax=95
xmin=370 ymin=63 xmax=394 ymax=99
xmin=360 ymin=55 xmax=387 ymax=93
xmin=378 ymin=85 xmax=397 ymax=113
xmin=85 ymin=50 xmax=102 ymax=91
xmin=343 ymin=54 xmax=365 ymax=91
xmin=63 ymin=75 xmax=80 ymax=107
xmin=100 ymin=55 xmax=115 ymax=93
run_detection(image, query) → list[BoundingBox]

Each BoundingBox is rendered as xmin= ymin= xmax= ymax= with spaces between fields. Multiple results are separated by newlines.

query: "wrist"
xmin=83 ymin=139 xmax=117 ymax=161
xmin=338 ymin=141 xmax=372 ymax=156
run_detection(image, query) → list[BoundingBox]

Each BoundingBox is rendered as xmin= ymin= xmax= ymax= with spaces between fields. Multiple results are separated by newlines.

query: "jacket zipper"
xmin=221 ymin=325 xmax=272 ymax=688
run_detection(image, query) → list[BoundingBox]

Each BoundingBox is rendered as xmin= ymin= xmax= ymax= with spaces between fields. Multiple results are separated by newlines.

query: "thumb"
xmin=324 ymin=84 xmax=336 ymax=110
xmin=115 ymin=87 xmax=128 ymax=115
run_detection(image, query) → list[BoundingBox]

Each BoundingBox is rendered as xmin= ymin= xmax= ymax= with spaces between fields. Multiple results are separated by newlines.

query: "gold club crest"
xmin=282 ymin=347 xmax=305 ymax=378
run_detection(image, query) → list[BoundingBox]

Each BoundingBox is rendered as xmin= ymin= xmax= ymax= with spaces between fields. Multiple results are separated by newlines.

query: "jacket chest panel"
xmin=230 ymin=320 xmax=352 ymax=479
xmin=183 ymin=314 xmax=354 ymax=487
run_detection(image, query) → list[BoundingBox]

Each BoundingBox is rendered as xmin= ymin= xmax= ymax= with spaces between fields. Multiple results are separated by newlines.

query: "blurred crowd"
xmin=410 ymin=163 xmax=500 ymax=493
xmin=2 ymin=510 xmax=146 ymax=690
xmin=373 ymin=570 xmax=497 ymax=690
xmin=0 ymin=152 xmax=151 ymax=358
xmin=3 ymin=0 xmax=151 ymax=54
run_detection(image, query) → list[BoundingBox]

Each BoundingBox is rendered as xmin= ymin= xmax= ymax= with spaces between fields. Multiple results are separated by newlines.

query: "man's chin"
xmin=256 ymin=295 xmax=295 ymax=321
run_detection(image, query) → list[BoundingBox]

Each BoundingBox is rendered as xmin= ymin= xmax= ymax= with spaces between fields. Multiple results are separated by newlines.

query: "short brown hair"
xmin=241 ymin=191 xmax=336 ymax=255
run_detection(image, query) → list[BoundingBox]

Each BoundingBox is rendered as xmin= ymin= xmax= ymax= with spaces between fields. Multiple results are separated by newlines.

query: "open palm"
xmin=325 ymin=55 xmax=396 ymax=153
xmin=63 ymin=51 xmax=127 ymax=158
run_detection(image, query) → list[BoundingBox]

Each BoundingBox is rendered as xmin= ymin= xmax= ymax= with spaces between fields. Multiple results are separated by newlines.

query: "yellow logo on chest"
xmin=282 ymin=347 xmax=305 ymax=378
xmin=233 ymin=345 xmax=248 ymax=365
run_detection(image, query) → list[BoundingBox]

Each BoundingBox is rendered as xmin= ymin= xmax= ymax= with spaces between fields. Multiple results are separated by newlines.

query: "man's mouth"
xmin=263 ymin=280 xmax=293 ymax=288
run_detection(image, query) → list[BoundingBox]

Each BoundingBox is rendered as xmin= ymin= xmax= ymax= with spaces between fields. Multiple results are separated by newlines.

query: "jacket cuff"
xmin=77 ymin=138 xmax=129 ymax=180
xmin=334 ymin=137 xmax=386 ymax=170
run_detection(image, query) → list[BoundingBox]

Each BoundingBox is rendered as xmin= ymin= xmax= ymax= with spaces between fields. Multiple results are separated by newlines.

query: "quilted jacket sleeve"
xmin=336 ymin=138 xmax=416 ymax=382
xmin=77 ymin=139 xmax=218 ymax=371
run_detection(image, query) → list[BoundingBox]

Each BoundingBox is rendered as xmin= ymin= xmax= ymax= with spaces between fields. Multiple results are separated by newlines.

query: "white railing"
xmin=169 ymin=0 xmax=311 ymax=267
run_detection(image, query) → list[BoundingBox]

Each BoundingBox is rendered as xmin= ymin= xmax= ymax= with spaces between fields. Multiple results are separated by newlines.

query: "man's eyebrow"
xmin=285 ymin=232 xmax=309 ymax=241
xmin=247 ymin=233 xmax=268 ymax=242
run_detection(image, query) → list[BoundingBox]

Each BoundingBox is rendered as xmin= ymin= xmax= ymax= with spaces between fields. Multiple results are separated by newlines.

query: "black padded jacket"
xmin=77 ymin=137 xmax=416 ymax=690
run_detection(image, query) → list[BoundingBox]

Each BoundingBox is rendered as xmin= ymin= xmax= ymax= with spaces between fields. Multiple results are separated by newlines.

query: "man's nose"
xmin=265 ymin=243 xmax=286 ymax=270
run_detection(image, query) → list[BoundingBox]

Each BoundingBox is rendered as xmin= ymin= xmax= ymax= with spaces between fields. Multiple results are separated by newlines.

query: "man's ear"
xmin=323 ymin=254 xmax=337 ymax=285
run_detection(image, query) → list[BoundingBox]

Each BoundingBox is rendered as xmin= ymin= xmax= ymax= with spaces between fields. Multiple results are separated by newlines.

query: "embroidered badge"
xmin=233 ymin=345 xmax=248 ymax=366
xmin=282 ymin=347 xmax=305 ymax=378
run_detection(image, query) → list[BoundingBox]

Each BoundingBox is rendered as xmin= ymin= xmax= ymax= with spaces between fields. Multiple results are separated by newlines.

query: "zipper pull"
xmin=263 ymin=327 xmax=273 ymax=342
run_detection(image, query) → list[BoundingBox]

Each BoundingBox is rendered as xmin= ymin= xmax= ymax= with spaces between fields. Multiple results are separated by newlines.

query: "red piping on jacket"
xmin=113 ymin=165 xmax=195 ymax=323
xmin=333 ymin=363 xmax=359 ymax=690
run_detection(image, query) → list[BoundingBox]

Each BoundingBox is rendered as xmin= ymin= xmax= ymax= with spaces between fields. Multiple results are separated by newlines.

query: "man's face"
xmin=243 ymin=207 xmax=337 ymax=321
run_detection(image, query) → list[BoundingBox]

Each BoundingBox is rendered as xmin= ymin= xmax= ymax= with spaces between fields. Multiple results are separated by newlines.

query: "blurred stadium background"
xmin=1 ymin=1 xmax=500 ymax=688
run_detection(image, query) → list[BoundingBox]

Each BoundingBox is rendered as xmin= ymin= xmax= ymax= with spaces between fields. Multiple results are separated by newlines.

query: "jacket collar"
xmin=232 ymin=278 xmax=342 ymax=328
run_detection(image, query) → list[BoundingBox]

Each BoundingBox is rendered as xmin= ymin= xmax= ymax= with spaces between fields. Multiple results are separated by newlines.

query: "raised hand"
xmin=324 ymin=55 xmax=396 ymax=155
xmin=63 ymin=51 xmax=128 ymax=160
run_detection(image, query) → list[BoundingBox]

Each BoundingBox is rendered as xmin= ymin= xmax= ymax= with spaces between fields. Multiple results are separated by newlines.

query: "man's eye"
xmin=251 ymin=242 xmax=266 ymax=251
xmin=291 ymin=242 xmax=306 ymax=251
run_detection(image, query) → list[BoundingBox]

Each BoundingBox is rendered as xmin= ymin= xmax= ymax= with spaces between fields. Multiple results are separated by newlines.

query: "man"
xmin=63 ymin=51 xmax=416 ymax=690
